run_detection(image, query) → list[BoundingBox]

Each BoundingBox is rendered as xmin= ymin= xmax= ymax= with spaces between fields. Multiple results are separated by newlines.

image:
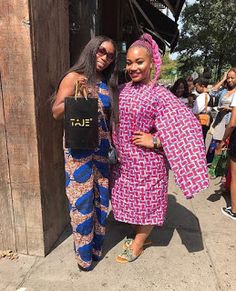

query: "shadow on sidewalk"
xmin=102 ymin=194 xmax=204 ymax=257
xmin=150 ymin=194 xmax=204 ymax=253
xmin=102 ymin=211 xmax=131 ymax=257
xmin=207 ymin=189 xmax=231 ymax=207
xmin=51 ymin=193 xmax=204 ymax=267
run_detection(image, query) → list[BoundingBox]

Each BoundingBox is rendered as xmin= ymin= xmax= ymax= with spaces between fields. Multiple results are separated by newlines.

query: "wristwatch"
xmin=152 ymin=137 xmax=159 ymax=149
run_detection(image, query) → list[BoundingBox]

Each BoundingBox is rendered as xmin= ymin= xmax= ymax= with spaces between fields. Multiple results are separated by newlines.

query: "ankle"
xmin=132 ymin=240 xmax=144 ymax=251
xmin=130 ymin=244 xmax=143 ymax=256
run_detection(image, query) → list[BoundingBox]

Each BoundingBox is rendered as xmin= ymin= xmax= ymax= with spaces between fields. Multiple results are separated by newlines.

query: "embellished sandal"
xmin=116 ymin=248 xmax=143 ymax=263
xmin=122 ymin=238 xmax=152 ymax=250
xmin=122 ymin=238 xmax=134 ymax=249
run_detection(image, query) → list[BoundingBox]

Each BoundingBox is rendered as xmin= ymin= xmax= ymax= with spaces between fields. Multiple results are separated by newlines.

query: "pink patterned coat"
xmin=111 ymin=82 xmax=209 ymax=226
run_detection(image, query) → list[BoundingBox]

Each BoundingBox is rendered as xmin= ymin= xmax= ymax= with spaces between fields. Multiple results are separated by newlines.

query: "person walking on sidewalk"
xmin=170 ymin=78 xmax=190 ymax=106
xmin=192 ymin=78 xmax=211 ymax=142
xmin=111 ymin=33 xmax=209 ymax=263
xmin=52 ymin=36 xmax=119 ymax=271
xmin=219 ymin=92 xmax=236 ymax=220
xmin=208 ymin=68 xmax=236 ymax=152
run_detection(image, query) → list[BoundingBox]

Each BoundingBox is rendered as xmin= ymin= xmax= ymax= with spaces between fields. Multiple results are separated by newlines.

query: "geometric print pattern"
xmin=111 ymin=82 xmax=209 ymax=226
xmin=64 ymin=81 xmax=110 ymax=270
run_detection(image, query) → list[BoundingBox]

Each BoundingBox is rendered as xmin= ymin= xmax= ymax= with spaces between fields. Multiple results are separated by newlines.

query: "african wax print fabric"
xmin=111 ymin=82 xmax=209 ymax=226
xmin=65 ymin=81 xmax=110 ymax=269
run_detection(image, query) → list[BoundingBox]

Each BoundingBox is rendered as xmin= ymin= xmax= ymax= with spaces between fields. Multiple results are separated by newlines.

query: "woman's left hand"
xmin=220 ymin=106 xmax=231 ymax=112
xmin=132 ymin=131 xmax=157 ymax=148
xmin=215 ymin=140 xmax=226 ymax=154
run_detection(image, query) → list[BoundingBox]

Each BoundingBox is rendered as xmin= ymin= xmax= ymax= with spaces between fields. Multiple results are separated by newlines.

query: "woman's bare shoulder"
xmin=63 ymin=71 xmax=83 ymax=82
xmin=59 ymin=71 xmax=84 ymax=88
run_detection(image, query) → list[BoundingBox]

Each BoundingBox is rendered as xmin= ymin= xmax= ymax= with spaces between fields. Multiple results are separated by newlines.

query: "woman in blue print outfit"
xmin=52 ymin=36 xmax=119 ymax=271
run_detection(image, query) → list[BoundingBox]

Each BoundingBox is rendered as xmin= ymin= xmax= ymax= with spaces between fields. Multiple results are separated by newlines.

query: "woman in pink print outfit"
xmin=111 ymin=33 xmax=209 ymax=263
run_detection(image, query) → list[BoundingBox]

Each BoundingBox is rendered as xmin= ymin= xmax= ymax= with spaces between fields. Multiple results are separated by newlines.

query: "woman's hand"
xmin=215 ymin=140 xmax=226 ymax=154
xmin=132 ymin=131 xmax=161 ymax=149
xmin=77 ymin=76 xmax=88 ymax=86
xmin=75 ymin=76 xmax=89 ymax=96
xmin=222 ymin=72 xmax=228 ymax=82
xmin=221 ymin=70 xmax=229 ymax=83
xmin=218 ymin=106 xmax=231 ymax=112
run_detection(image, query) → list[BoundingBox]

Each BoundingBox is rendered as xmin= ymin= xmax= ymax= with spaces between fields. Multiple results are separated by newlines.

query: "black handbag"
xmin=99 ymin=103 xmax=118 ymax=165
xmin=64 ymin=81 xmax=98 ymax=150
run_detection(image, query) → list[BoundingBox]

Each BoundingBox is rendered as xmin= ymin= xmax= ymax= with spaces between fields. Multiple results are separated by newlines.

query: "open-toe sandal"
xmin=122 ymin=238 xmax=152 ymax=250
xmin=116 ymin=248 xmax=143 ymax=263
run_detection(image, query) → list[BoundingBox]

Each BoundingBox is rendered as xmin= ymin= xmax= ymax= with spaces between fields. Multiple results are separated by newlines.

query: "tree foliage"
xmin=176 ymin=0 xmax=236 ymax=80
xmin=159 ymin=51 xmax=178 ymax=83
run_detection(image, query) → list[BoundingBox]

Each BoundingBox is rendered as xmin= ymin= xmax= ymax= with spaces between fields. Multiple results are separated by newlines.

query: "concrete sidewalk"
xmin=0 ymin=173 xmax=235 ymax=291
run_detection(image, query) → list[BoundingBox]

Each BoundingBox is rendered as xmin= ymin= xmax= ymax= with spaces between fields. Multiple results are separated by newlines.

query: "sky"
xmin=186 ymin=0 xmax=196 ymax=5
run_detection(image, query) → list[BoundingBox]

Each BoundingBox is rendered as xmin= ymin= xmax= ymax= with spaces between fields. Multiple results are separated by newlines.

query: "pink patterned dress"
xmin=111 ymin=82 xmax=209 ymax=226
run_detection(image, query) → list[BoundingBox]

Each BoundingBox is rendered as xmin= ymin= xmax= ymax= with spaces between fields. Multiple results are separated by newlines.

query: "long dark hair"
xmin=170 ymin=78 xmax=189 ymax=99
xmin=54 ymin=35 xmax=119 ymax=124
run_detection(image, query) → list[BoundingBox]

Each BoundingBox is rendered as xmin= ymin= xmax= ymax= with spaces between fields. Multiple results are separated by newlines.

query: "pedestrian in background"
xmin=209 ymin=68 xmax=236 ymax=146
xmin=207 ymin=68 xmax=236 ymax=180
xmin=192 ymin=78 xmax=211 ymax=141
xmin=186 ymin=75 xmax=195 ymax=95
xmin=218 ymin=92 xmax=236 ymax=220
xmin=170 ymin=78 xmax=190 ymax=106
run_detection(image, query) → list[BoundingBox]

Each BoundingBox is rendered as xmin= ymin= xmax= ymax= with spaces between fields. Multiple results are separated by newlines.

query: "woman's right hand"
xmin=215 ymin=140 xmax=226 ymax=154
xmin=77 ymin=75 xmax=88 ymax=87
xmin=222 ymin=70 xmax=229 ymax=82
xmin=218 ymin=106 xmax=230 ymax=112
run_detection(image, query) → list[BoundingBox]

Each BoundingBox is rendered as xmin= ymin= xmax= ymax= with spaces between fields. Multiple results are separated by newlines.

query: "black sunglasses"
xmin=97 ymin=46 xmax=115 ymax=62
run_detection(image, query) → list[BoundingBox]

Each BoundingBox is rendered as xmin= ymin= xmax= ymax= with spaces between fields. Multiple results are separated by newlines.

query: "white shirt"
xmin=192 ymin=93 xmax=210 ymax=115
xmin=230 ymin=92 xmax=236 ymax=107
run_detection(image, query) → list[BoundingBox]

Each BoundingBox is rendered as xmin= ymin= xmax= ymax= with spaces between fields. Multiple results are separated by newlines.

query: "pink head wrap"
xmin=130 ymin=33 xmax=162 ymax=83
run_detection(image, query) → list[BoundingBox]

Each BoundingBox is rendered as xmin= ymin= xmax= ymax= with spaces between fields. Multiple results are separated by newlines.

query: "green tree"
xmin=159 ymin=51 xmax=178 ymax=84
xmin=176 ymin=0 xmax=236 ymax=80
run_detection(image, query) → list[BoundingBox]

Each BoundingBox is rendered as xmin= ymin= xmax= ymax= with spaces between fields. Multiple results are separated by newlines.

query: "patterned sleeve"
xmin=152 ymin=86 xmax=209 ymax=198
